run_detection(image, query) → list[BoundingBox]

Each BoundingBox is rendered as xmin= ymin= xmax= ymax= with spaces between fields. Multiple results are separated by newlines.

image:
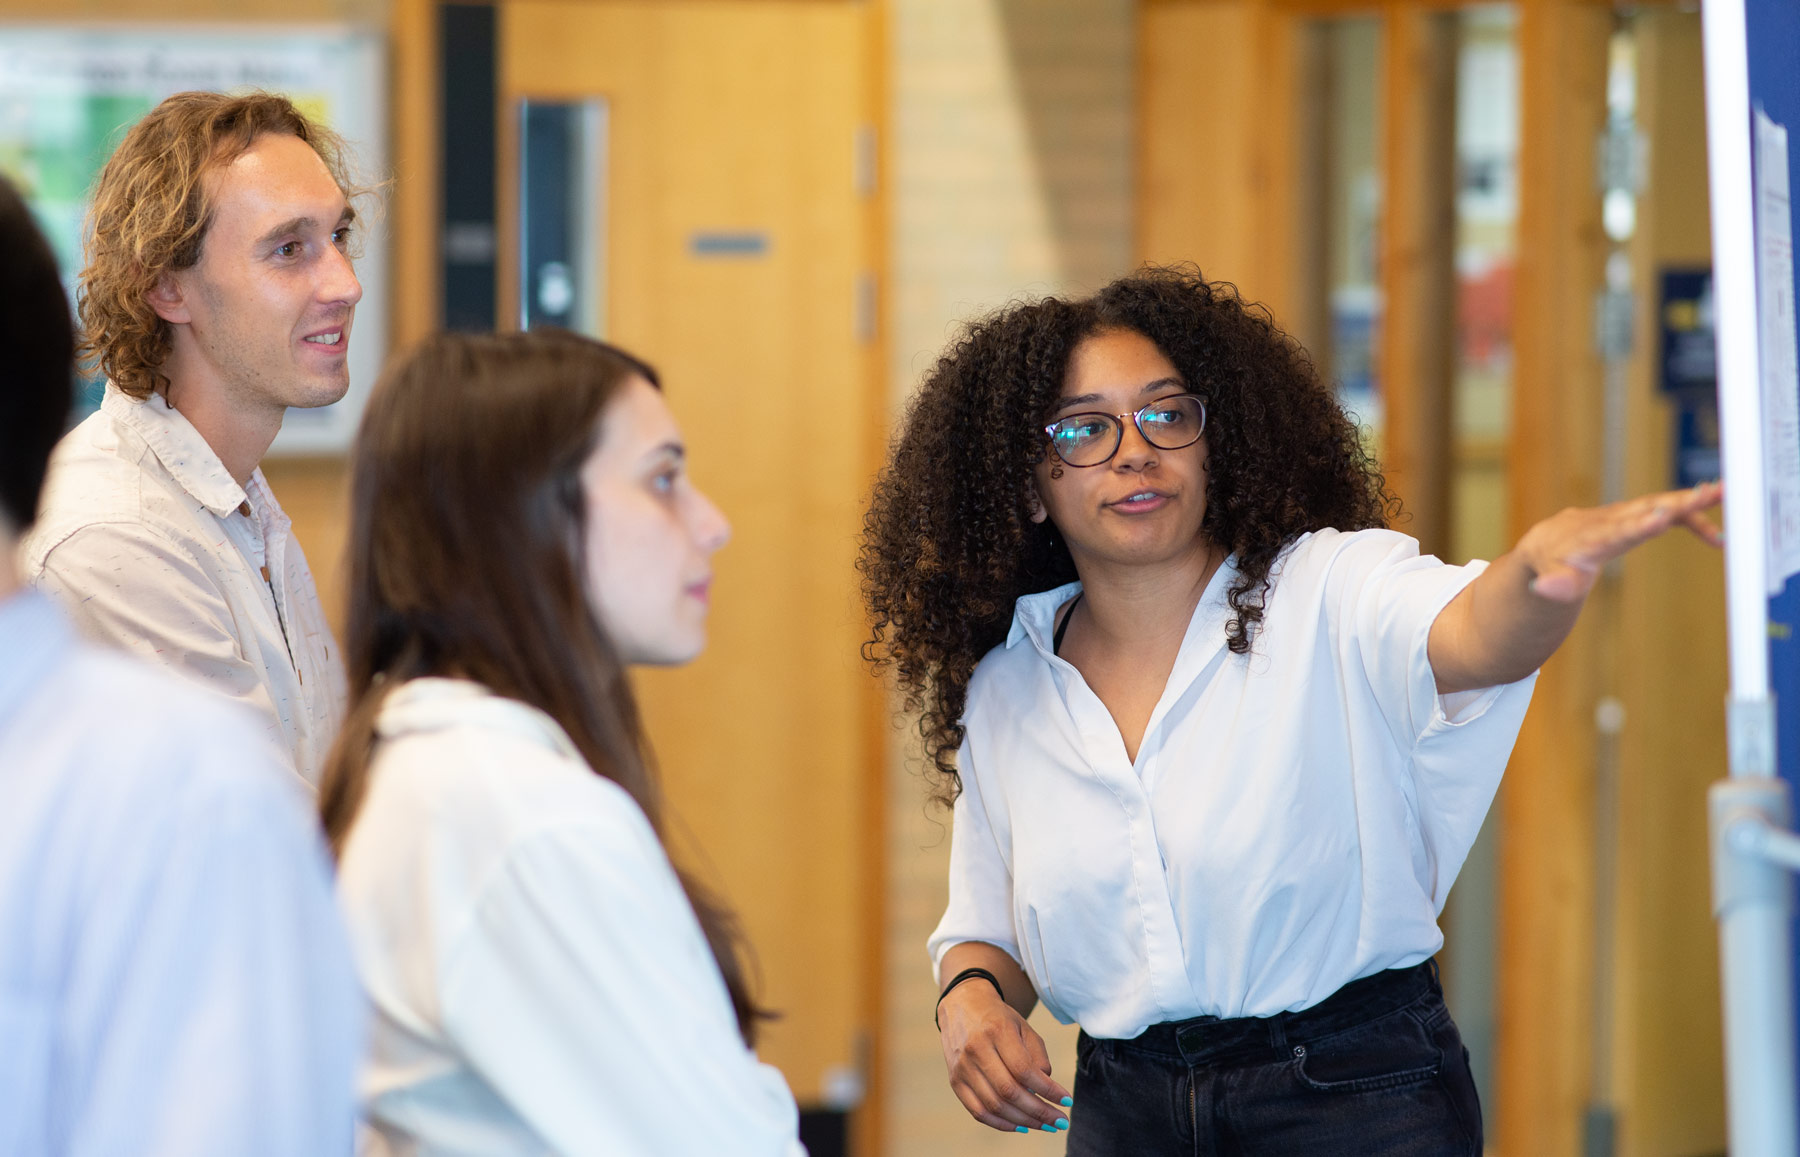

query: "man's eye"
xmin=333 ymin=226 xmax=353 ymax=247
xmin=651 ymin=470 xmax=678 ymax=493
xmin=276 ymin=241 xmax=300 ymax=258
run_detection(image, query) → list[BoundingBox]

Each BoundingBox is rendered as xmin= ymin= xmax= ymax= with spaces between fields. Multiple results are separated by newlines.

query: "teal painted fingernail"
xmin=1042 ymin=1124 xmax=1057 ymax=1132
xmin=1061 ymin=1097 xmax=1074 ymax=1107
xmin=1056 ymin=1118 xmax=1069 ymax=1129
xmin=1016 ymin=1126 xmax=1030 ymax=1134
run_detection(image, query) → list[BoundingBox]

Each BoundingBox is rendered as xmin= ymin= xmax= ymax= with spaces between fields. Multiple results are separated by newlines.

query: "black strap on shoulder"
xmin=1052 ymin=592 xmax=1083 ymax=656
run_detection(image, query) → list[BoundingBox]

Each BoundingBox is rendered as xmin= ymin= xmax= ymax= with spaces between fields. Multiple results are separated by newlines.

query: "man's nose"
xmin=321 ymin=245 xmax=363 ymax=306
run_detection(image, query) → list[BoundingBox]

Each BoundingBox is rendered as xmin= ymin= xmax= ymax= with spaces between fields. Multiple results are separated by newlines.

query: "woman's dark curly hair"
xmin=860 ymin=265 xmax=1397 ymax=802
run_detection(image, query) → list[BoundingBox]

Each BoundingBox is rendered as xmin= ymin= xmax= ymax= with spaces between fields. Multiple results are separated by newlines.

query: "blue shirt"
xmin=0 ymin=591 xmax=364 ymax=1156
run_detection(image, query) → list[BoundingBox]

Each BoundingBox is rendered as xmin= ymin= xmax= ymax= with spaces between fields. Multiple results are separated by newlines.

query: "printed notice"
xmin=1755 ymin=106 xmax=1800 ymax=593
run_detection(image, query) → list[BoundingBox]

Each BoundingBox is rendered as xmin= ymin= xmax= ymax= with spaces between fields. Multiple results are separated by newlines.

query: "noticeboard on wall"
xmin=0 ymin=25 xmax=387 ymax=455
xmin=1744 ymin=0 xmax=1800 ymax=848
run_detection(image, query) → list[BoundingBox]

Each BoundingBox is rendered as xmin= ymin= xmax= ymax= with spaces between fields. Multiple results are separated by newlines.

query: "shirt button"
xmin=238 ymin=501 xmax=252 ymax=517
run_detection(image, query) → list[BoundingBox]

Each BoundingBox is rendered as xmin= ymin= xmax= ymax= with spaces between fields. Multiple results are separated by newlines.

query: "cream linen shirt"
xmin=928 ymin=528 xmax=1538 ymax=1040
xmin=337 ymin=678 xmax=805 ymax=1157
xmin=23 ymin=384 xmax=347 ymax=787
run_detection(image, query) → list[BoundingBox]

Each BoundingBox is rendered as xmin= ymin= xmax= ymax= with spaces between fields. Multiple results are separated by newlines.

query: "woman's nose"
xmin=692 ymin=489 xmax=731 ymax=552
xmin=1113 ymin=417 xmax=1159 ymax=468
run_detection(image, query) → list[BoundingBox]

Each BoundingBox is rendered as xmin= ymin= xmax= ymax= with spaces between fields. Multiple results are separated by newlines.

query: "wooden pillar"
xmin=1494 ymin=1 xmax=1612 ymax=1153
xmin=389 ymin=0 xmax=441 ymax=352
xmin=1377 ymin=4 xmax=1457 ymax=558
xmin=1138 ymin=0 xmax=1311 ymax=328
xmin=1611 ymin=11 xmax=1727 ymax=1153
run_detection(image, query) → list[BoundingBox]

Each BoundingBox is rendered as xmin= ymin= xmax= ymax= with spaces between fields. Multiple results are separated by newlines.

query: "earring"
xmin=1049 ymin=464 xmax=1064 ymax=480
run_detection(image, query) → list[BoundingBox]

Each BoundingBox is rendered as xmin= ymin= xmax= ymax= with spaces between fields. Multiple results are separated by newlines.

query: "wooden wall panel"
xmin=1139 ymin=0 xmax=1258 ymax=279
xmin=1611 ymin=13 xmax=1726 ymax=1155
xmin=1138 ymin=0 xmax=1313 ymax=331
xmin=499 ymin=0 xmax=882 ymax=1108
xmin=861 ymin=8 xmax=889 ymax=1151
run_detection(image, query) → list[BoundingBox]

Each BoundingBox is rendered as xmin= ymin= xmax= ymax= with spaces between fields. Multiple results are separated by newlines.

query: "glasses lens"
xmin=1138 ymin=396 xmax=1205 ymax=450
xmin=1048 ymin=414 xmax=1120 ymax=466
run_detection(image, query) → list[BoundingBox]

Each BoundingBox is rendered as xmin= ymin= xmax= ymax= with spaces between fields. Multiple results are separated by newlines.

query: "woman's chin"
xmin=615 ymin=629 xmax=708 ymax=669
xmin=1072 ymin=528 xmax=1212 ymax=572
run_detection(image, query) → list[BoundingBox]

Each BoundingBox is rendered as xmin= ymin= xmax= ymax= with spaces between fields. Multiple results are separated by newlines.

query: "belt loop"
xmin=1427 ymin=957 xmax=1442 ymax=991
xmin=1268 ymin=1012 xmax=1288 ymax=1052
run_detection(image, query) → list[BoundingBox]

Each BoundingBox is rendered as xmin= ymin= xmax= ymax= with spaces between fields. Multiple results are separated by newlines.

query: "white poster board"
xmin=0 ymin=25 xmax=388 ymax=455
xmin=1757 ymin=106 xmax=1800 ymax=592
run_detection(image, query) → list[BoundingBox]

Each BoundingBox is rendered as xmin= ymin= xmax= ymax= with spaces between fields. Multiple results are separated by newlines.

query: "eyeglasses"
xmin=1042 ymin=394 xmax=1207 ymax=468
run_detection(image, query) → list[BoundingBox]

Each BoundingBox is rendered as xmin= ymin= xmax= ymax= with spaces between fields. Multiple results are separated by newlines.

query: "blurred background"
xmin=0 ymin=0 xmax=1726 ymax=1154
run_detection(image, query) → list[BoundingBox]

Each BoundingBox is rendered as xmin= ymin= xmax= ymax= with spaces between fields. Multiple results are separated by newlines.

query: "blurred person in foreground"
xmin=0 ymin=177 xmax=361 ymax=1155
xmin=23 ymin=90 xmax=363 ymax=787
xmin=321 ymin=330 xmax=805 ymax=1156
xmin=861 ymin=267 xmax=1722 ymax=1153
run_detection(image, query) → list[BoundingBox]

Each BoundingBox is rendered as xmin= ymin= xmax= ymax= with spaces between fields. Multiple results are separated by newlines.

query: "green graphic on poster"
xmin=0 ymin=29 xmax=384 ymax=452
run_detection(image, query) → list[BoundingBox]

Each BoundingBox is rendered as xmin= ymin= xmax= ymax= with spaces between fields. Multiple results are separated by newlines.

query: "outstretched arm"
xmin=1428 ymin=481 xmax=1722 ymax=695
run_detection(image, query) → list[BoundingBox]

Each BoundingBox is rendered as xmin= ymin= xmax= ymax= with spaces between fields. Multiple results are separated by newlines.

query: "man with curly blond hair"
xmin=0 ymin=175 xmax=362 ymax=1157
xmin=24 ymin=90 xmax=367 ymax=787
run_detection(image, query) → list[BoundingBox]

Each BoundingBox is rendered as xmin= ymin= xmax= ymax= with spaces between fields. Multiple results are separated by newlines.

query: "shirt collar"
xmin=376 ymin=677 xmax=584 ymax=762
xmin=1006 ymin=581 xmax=1085 ymax=650
xmin=0 ymin=591 xmax=74 ymax=734
xmin=1004 ymin=555 xmax=1244 ymax=658
xmin=102 ymin=383 xmax=247 ymax=517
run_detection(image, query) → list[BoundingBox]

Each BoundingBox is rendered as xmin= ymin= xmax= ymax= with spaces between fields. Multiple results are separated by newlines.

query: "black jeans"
xmin=1065 ymin=962 xmax=1481 ymax=1156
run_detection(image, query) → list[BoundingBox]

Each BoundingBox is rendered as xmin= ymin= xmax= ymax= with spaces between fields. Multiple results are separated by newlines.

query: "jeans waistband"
xmin=1104 ymin=960 xmax=1440 ymax=1068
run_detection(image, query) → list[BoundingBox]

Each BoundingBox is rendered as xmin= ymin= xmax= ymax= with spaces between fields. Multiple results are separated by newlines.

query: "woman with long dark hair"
xmin=322 ymin=330 xmax=803 ymax=1156
xmin=861 ymin=266 xmax=1719 ymax=1153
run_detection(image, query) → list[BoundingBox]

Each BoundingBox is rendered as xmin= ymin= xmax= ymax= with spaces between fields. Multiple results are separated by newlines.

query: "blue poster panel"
xmin=1744 ymin=0 xmax=1800 ymax=1113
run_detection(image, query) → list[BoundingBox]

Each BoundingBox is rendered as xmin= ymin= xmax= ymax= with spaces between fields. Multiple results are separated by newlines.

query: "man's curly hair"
xmin=860 ymin=266 xmax=1397 ymax=802
xmin=79 ymin=90 xmax=367 ymax=401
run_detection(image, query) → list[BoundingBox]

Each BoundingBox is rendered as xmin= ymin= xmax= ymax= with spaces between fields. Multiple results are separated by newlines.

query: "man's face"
xmin=159 ymin=132 xmax=362 ymax=412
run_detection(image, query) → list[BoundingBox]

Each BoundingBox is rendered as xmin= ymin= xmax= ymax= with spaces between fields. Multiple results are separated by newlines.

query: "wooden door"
xmin=498 ymin=0 xmax=884 ymax=1128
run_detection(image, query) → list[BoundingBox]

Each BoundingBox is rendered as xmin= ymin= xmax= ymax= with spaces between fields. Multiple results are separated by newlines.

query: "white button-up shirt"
xmin=928 ymin=528 xmax=1538 ymax=1039
xmin=23 ymin=385 xmax=347 ymax=787
xmin=337 ymin=678 xmax=805 ymax=1157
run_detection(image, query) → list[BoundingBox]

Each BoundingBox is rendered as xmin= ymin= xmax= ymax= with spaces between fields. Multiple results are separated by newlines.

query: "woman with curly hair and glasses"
xmin=861 ymin=266 xmax=1719 ymax=1154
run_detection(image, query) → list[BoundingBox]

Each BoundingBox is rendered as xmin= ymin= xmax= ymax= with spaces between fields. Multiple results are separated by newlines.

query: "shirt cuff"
xmin=927 ymin=935 xmax=1024 ymax=977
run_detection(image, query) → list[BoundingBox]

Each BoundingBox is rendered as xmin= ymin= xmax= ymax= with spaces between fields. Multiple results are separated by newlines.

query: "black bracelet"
xmin=935 ymin=967 xmax=1005 ymax=1030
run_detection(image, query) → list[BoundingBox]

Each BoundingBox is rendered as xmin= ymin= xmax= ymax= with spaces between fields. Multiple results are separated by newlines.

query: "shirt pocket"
xmin=1020 ymin=901 xmax=1110 ymax=1024
xmin=1018 ymin=904 xmax=1057 ymax=1010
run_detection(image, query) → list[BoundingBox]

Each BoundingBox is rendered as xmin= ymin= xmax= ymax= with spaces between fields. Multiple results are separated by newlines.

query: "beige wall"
xmin=883 ymin=2 xmax=1135 ymax=1153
